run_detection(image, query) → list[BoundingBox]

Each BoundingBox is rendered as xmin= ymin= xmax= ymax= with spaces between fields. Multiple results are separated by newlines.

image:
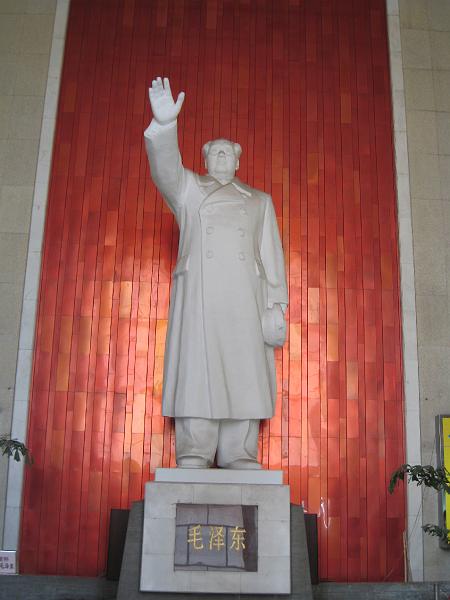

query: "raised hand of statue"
xmin=149 ymin=77 xmax=185 ymax=126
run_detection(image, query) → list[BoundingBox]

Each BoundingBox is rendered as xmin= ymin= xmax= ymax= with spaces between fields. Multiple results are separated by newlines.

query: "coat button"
xmin=238 ymin=252 xmax=245 ymax=261
xmin=238 ymin=227 xmax=245 ymax=237
xmin=207 ymin=250 xmax=213 ymax=258
xmin=239 ymin=208 xmax=247 ymax=215
xmin=206 ymin=226 xmax=214 ymax=234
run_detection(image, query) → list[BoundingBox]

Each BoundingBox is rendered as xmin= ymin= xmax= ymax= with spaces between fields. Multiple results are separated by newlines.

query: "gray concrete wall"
xmin=398 ymin=0 xmax=450 ymax=581
xmin=0 ymin=0 xmax=56 ymax=547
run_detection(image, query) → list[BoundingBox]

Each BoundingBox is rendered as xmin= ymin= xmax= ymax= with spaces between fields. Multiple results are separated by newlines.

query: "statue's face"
xmin=205 ymin=140 xmax=239 ymax=182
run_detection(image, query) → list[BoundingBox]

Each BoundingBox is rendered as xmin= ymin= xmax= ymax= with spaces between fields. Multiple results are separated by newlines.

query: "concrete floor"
xmin=0 ymin=577 xmax=450 ymax=600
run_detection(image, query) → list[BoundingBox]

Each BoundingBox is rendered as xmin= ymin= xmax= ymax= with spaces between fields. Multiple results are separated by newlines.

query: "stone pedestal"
xmin=117 ymin=468 xmax=313 ymax=599
xmin=141 ymin=470 xmax=290 ymax=594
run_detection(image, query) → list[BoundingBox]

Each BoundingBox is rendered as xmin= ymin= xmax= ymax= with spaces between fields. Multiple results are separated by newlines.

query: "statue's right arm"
xmin=144 ymin=77 xmax=186 ymax=213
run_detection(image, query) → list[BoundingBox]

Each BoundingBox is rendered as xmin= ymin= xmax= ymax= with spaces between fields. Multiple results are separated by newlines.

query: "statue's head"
xmin=202 ymin=138 xmax=242 ymax=183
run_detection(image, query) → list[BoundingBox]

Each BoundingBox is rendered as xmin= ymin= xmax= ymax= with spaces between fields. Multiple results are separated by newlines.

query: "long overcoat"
xmin=144 ymin=120 xmax=288 ymax=419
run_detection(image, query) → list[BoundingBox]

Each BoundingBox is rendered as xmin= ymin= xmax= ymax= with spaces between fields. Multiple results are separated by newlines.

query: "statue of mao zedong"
xmin=144 ymin=77 xmax=288 ymax=469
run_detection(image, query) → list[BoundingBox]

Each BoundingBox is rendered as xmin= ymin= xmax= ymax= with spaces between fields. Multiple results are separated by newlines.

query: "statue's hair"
xmin=202 ymin=138 xmax=242 ymax=160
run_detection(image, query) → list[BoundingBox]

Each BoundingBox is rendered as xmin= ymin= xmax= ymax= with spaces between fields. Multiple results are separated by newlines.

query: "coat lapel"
xmin=197 ymin=175 xmax=253 ymax=209
xmin=196 ymin=174 xmax=222 ymax=201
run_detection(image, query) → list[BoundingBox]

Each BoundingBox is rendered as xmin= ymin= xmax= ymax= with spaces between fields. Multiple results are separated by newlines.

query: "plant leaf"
xmin=0 ymin=435 xmax=33 ymax=465
xmin=389 ymin=464 xmax=450 ymax=494
xmin=422 ymin=524 xmax=450 ymax=542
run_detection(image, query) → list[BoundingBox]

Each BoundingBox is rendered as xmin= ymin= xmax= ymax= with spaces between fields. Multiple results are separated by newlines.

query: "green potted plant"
xmin=0 ymin=434 xmax=33 ymax=464
xmin=389 ymin=463 xmax=450 ymax=544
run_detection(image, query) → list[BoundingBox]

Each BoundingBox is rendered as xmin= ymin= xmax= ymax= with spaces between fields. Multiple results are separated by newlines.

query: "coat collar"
xmin=197 ymin=175 xmax=253 ymax=206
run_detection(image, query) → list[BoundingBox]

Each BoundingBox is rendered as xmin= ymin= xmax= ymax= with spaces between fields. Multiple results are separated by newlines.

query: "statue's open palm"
xmin=149 ymin=77 xmax=185 ymax=126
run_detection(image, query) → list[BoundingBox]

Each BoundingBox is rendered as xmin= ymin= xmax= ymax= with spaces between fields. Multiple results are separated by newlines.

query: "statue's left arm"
xmin=260 ymin=196 xmax=288 ymax=311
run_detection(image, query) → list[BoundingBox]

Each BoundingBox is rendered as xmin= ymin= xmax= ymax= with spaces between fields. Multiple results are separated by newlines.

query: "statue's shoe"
xmin=221 ymin=459 xmax=262 ymax=470
xmin=177 ymin=456 xmax=211 ymax=468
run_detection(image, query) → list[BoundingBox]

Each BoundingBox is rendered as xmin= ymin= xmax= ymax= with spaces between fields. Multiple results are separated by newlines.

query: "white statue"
xmin=144 ymin=77 xmax=288 ymax=469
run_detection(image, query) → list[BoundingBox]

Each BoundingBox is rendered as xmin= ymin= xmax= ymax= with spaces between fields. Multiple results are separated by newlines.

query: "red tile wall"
xmin=20 ymin=0 xmax=405 ymax=581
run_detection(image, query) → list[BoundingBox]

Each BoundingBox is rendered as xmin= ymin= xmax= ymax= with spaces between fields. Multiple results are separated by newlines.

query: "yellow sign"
xmin=443 ymin=416 xmax=450 ymax=536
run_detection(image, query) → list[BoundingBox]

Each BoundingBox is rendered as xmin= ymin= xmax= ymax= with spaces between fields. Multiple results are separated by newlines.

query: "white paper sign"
xmin=0 ymin=551 xmax=17 ymax=574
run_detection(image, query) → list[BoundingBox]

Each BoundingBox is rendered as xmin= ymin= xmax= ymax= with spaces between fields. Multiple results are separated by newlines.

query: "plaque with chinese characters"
xmin=174 ymin=503 xmax=257 ymax=571
xmin=0 ymin=551 xmax=16 ymax=575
